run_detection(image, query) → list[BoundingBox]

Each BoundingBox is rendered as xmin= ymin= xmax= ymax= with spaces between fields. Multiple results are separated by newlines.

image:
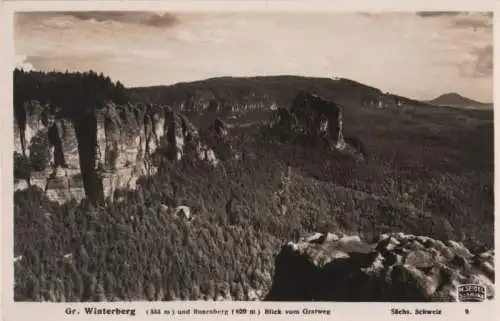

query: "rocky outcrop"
xmin=14 ymin=101 xmax=233 ymax=204
xmin=198 ymin=118 xmax=236 ymax=163
xmin=271 ymin=91 xmax=367 ymax=161
xmin=290 ymin=91 xmax=345 ymax=148
xmin=361 ymin=94 xmax=402 ymax=109
xmin=265 ymin=232 xmax=494 ymax=302
xmin=95 ymin=102 xmax=153 ymax=201
xmin=132 ymin=86 xmax=276 ymax=115
xmin=14 ymin=102 xmax=86 ymax=202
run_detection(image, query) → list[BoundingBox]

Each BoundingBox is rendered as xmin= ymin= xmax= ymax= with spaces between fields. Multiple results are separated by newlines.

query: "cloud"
xmin=451 ymin=13 xmax=493 ymax=30
xmin=65 ymin=11 xmax=178 ymax=27
xmin=472 ymin=45 xmax=493 ymax=77
xmin=414 ymin=11 xmax=493 ymax=80
xmin=455 ymin=45 xmax=493 ymax=79
xmin=15 ymin=54 xmax=35 ymax=71
xmin=417 ymin=11 xmax=492 ymax=30
xmin=14 ymin=12 xmax=493 ymax=102
xmin=17 ymin=11 xmax=179 ymax=28
xmin=417 ymin=12 xmax=463 ymax=18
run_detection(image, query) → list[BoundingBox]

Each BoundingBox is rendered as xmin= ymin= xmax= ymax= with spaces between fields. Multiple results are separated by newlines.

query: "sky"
xmin=14 ymin=11 xmax=493 ymax=102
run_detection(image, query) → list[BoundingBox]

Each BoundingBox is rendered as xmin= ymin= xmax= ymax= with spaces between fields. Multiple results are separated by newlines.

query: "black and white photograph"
xmin=8 ymin=5 xmax=494 ymax=306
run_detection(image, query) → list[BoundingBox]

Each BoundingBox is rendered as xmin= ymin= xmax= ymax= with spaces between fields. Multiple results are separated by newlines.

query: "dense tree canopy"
xmin=14 ymin=68 xmax=128 ymax=120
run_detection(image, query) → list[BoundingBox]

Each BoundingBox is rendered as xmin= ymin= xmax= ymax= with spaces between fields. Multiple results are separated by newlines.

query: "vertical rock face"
xmin=14 ymin=102 xmax=48 ymax=158
xmin=14 ymin=103 xmax=86 ymax=203
xmin=212 ymin=118 xmax=229 ymax=139
xmin=52 ymin=117 xmax=87 ymax=204
xmin=159 ymin=106 xmax=234 ymax=167
xmin=96 ymin=102 xmax=150 ymax=200
xmin=55 ymin=118 xmax=80 ymax=170
xmin=198 ymin=118 xmax=235 ymax=164
xmin=14 ymin=101 xmax=236 ymax=204
xmin=271 ymin=91 xmax=345 ymax=147
xmin=25 ymin=106 xmax=47 ymax=157
xmin=290 ymin=91 xmax=344 ymax=145
xmin=265 ymin=232 xmax=495 ymax=302
xmin=270 ymin=91 xmax=367 ymax=161
xmin=96 ymin=103 xmax=152 ymax=170
xmin=166 ymin=107 xmax=188 ymax=161
xmin=13 ymin=120 xmax=23 ymax=157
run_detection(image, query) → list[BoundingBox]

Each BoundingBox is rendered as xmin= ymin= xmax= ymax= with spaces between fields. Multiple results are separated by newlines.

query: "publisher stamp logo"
xmin=457 ymin=284 xmax=486 ymax=302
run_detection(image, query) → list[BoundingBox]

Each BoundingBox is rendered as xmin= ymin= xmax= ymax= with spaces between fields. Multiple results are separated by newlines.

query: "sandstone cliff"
xmin=270 ymin=91 xmax=367 ymax=162
xmin=14 ymin=101 xmax=234 ymax=205
xmin=265 ymin=232 xmax=494 ymax=302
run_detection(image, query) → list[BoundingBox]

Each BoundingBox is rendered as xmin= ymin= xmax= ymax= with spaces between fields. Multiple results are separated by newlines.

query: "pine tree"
xmin=191 ymin=284 xmax=202 ymax=300
xmin=104 ymin=271 xmax=116 ymax=299
xmin=166 ymin=288 xmax=178 ymax=301
xmin=93 ymin=283 xmax=107 ymax=302
xmin=145 ymin=282 xmax=156 ymax=301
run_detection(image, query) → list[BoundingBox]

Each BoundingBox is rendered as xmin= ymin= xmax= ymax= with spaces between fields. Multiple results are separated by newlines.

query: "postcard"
xmin=1 ymin=1 xmax=496 ymax=320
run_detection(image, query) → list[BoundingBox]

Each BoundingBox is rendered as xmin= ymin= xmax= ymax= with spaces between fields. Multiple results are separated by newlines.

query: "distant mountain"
xmin=428 ymin=93 xmax=492 ymax=109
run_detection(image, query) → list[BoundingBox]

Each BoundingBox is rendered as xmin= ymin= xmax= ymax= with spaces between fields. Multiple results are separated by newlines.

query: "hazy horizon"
xmin=14 ymin=11 xmax=493 ymax=102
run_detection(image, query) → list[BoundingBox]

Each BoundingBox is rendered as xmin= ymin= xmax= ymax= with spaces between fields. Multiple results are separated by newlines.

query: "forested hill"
xmin=14 ymin=69 xmax=430 ymax=117
xmin=127 ymin=75 xmax=430 ymax=112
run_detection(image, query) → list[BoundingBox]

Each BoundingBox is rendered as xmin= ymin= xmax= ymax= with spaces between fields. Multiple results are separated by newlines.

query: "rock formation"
xmin=271 ymin=91 xmax=367 ymax=161
xmin=198 ymin=118 xmax=236 ymax=163
xmin=95 ymin=102 xmax=156 ymax=201
xmin=212 ymin=118 xmax=229 ymax=138
xmin=14 ymin=102 xmax=86 ymax=202
xmin=265 ymin=232 xmax=494 ymax=302
xmin=14 ymin=101 xmax=233 ymax=204
xmin=290 ymin=91 xmax=345 ymax=148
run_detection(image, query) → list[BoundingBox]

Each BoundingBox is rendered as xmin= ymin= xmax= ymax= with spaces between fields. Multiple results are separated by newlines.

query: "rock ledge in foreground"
xmin=265 ymin=232 xmax=494 ymax=302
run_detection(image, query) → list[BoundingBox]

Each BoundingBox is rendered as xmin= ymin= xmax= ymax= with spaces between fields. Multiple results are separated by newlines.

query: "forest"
xmin=13 ymin=69 xmax=494 ymax=301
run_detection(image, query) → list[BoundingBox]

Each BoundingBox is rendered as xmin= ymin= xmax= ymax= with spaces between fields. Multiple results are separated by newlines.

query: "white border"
xmin=1 ymin=1 xmax=498 ymax=321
